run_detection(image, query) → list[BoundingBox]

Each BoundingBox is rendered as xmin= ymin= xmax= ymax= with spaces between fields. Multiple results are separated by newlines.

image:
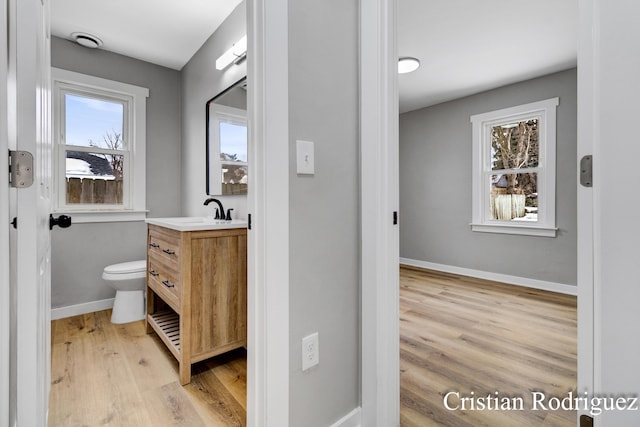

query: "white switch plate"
xmin=302 ymin=332 xmax=319 ymax=371
xmin=296 ymin=140 xmax=315 ymax=175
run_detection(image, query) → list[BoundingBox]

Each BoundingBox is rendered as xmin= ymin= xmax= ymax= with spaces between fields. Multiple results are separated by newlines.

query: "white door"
xmin=1 ymin=0 xmax=11 ymax=425
xmin=7 ymin=0 xmax=53 ymax=425
xmin=580 ymin=1 xmax=640 ymax=425
xmin=576 ymin=0 xmax=595 ymax=421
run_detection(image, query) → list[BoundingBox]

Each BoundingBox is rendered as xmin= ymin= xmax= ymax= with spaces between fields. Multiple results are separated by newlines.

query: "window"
xmin=52 ymin=68 xmax=149 ymax=222
xmin=470 ymin=98 xmax=558 ymax=237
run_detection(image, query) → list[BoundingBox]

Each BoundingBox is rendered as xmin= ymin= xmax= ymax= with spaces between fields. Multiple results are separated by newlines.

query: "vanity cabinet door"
xmin=189 ymin=230 xmax=247 ymax=358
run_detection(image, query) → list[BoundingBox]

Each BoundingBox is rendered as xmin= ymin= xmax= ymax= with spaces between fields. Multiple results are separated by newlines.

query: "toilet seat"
xmin=102 ymin=260 xmax=146 ymax=281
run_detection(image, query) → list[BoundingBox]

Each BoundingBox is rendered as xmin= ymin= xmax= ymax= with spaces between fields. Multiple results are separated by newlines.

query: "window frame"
xmin=51 ymin=68 xmax=149 ymax=223
xmin=470 ymin=97 xmax=559 ymax=237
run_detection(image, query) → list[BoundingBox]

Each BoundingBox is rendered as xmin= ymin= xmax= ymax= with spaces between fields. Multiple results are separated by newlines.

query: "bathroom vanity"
xmin=144 ymin=217 xmax=247 ymax=385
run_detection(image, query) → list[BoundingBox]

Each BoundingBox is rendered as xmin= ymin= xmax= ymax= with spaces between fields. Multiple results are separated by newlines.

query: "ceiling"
xmin=51 ymin=0 xmax=577 ymax=113
xmin=51 ymin=0 xmax=242 ymax=70
xmin=398 ymin=0 xmax=578 ymax=112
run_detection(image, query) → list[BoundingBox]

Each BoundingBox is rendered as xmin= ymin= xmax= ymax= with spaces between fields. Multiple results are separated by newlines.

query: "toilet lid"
xmin=104 ymin=260 xmax=146 ymax=274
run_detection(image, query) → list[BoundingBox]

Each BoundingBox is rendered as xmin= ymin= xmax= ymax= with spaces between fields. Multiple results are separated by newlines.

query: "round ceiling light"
xmin=398 ymin=57 xmax=420 ymax=74
xmin=71 ymin=32 xmax=103 ymax=49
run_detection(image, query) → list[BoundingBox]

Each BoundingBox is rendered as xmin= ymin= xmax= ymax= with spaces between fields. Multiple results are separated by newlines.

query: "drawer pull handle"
xmin=149 ymin=269 xmax=159 ymax=277
xmin=162 ymin=248 xmax=176 ymax=255
xmin=149 ymin=242 xmax=160 ymax=248
xmin=162 ymin=279 xmax=175 ymax=288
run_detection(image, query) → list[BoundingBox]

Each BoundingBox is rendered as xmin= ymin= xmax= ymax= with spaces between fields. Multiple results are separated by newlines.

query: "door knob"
xmin=49 ymin=214 xmax=72 ymax=230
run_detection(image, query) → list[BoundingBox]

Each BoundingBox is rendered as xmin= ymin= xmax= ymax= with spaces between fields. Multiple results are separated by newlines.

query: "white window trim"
xmin=51 ymin=68 xmax=149 ymax=222
xmin=470 ymin=97 xmax=559 ymax=237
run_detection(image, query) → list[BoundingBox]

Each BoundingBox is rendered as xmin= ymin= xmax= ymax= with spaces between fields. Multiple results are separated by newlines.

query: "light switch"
xmin=296 ymin=140 xmax=315 ymax=175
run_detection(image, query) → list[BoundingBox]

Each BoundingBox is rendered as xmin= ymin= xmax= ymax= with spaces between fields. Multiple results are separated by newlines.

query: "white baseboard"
xmin=329 ymin=407 xmax=361 ymax=427
xmin=400 ymin=258 xmax=577 ymax=296
xmin=51 ymin=298 xmax=115 ymax=320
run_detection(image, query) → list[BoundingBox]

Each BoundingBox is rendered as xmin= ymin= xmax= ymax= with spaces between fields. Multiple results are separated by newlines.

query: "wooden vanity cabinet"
xmin=145 ymin=224 xmax=247 ymax=385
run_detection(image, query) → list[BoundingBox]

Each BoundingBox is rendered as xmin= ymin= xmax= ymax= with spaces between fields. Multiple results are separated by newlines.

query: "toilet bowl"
xmin=102 ymin=260 xmax=147 ymax=324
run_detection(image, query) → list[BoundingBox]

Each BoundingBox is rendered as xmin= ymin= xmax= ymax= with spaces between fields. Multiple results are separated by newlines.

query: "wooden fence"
xmin=66 ymin=177 xmax=123 ymax=204
xmin=221 ymin=183 xmax=248 ymax=195
xmin=491 ymin=192 xmax=526 ymax=220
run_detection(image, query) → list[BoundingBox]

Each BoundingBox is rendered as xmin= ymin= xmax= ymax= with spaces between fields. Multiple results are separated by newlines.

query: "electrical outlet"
xmin=302 ymin=332 xmax=319 ymax=371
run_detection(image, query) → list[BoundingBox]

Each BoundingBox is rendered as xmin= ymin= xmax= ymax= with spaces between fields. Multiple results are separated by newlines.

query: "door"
xmin=7 ymin=0 xmax=53 ymax=425
xmin=579 ymin=1 xmax=640 ymax=425
xmin=1 ymin=0 xmax=10 ymax=425
xmin=576 ymin=0 xmax=595 ymax=421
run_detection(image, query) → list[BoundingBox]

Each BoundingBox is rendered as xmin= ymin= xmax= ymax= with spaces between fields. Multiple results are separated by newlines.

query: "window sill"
xmin=470 ymin=223 xmax=557 ymax=237
xmin=53 ymin=210 xmax=149 ymax=224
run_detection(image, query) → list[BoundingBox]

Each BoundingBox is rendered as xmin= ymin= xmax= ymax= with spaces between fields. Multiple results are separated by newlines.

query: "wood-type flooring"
xmin=49 ymin=267 xmax=576 ymax=427
xmin=400 ymin=266 xmax=577 ymax=427
xmin=49 ymin=310 xmax=246 ymax=426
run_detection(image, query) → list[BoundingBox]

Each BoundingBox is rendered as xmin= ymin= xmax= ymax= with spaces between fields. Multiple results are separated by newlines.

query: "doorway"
xmin=45 ymin=1 xmax=253 ymax=425
xmin=362 ymin=0 xmax=596 ymax=425
xmin=395 ymin=2 xmax=580 ymax=425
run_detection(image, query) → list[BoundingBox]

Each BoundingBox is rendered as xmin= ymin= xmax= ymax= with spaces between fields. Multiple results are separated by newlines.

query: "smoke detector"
xmin=71 ymin=32 xmax=103 ymax=49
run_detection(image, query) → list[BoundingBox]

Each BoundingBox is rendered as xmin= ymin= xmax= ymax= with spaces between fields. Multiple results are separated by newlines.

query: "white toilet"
xmin=102 ymin=260 xmax=147 ymax=324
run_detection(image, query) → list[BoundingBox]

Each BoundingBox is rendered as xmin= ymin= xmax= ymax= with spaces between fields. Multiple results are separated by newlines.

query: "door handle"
xmin=49 ymin=214 xmax=72 ymax=230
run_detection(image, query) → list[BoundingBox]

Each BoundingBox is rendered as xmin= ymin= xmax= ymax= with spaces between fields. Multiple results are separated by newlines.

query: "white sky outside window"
xmin=219 ymin=122 xmax=247 ymax=162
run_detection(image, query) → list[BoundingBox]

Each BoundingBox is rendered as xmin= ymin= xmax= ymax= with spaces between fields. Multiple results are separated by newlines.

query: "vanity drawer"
xmin=148 ymin=259 xmax=181 ymax=311
xmin=148 ymin=227 xmax=181 ymax=269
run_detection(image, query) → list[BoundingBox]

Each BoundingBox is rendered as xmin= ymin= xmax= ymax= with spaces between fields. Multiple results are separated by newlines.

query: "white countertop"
xmin=145 ymin=217 xmax=248 ymax=232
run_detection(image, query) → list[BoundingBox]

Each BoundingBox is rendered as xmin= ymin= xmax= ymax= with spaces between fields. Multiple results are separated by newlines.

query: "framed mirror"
xmin=206 ymin=77 xmax=248 ymax=195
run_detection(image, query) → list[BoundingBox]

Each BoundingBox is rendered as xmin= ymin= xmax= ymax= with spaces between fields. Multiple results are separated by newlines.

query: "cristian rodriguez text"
xmin=443 ymin=390 xmax=639 ymax=416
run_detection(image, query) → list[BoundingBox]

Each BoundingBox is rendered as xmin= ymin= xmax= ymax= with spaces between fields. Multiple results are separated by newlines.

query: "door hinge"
xmin=248 ymin=213 xmax=252 ymax=230
xmin=580 ymin=414 xmax=594 ymax=427
xmin=11 ymin=217 xmax=17 ymax=229
xmin=580 ymin=155 xmax=593 ymax=187
xmin=9 ymin=150 xmax=34 ymax=188
xmin=393 ymin=211 xmax=398 ymax=225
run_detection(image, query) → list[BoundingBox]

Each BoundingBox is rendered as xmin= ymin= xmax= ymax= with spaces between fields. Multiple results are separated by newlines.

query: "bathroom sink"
xmin=145 ymin=217 xmax=248 ymax=231
xmin=167 ymin=217 xmax=210 ymax=223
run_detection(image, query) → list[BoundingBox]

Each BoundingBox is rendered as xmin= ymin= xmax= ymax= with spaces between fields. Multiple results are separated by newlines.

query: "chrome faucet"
xmin=203 ymin=198 xmax=225 ymax=220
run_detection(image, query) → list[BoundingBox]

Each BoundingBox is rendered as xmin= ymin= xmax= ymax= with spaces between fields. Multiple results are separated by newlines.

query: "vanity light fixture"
xmin=71 ymin=32 xmax=103 ymax=49
xmin=216 ymin=35 xmax=248 ymax=70
xmin=398 ymin=56 xmax=420 ymax=74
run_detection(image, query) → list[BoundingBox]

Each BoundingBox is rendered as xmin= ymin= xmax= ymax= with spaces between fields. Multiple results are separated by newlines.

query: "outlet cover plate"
xmin=302 ymin=332 xmax=319 ymax=371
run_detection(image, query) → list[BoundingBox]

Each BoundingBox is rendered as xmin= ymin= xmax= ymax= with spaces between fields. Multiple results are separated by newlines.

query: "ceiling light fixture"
xmin=216 ymin=35 xmax=248 ymax=71
xmin=71 ymin=32 xmax=103 ymax=49
xmin=398 ymin=57 xmax=420 ymax=74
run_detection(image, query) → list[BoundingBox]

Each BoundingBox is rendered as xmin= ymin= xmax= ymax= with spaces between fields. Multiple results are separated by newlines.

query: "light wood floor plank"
xmin=400 ymin=266 xmax=577 ymax=427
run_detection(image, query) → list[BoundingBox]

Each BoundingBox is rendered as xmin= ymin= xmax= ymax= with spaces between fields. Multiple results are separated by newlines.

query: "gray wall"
xmin=399 ymin=68 xmax=577 ymax=285
xmin=51 ymin=37 xmax=182 ymax=308
xmin=288 ymin=0 xmax=360 ymax=425
xmin=181 ymin=2 xmax=247 ymax=219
